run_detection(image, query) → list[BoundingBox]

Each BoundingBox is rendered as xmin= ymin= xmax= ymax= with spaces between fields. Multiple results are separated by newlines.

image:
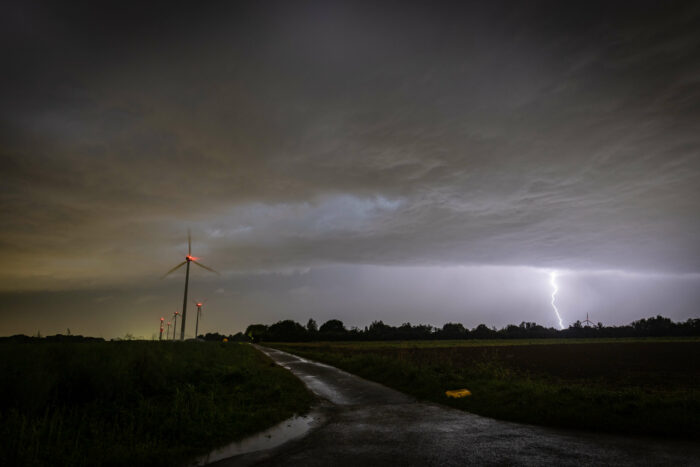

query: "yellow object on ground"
xmin=445 ymin=389 xmax=471 ymax=398
xmin=222 ymin=338 xmax=229 ymax=342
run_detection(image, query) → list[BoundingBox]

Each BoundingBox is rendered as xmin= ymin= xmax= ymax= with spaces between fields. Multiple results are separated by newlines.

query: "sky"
xmin=1 ymin=0 xmax=699 ymax=338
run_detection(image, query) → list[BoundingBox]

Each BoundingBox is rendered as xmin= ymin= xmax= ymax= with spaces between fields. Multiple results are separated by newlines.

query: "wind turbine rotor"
xmin=162 ymin=261 xmax=187 ymax=278
xmin=193 ymin=260 xmax=219 ymax=275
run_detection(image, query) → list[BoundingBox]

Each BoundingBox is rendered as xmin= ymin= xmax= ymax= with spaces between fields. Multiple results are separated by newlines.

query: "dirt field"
xmin=339 ymin=341 xmax=699 ymax=386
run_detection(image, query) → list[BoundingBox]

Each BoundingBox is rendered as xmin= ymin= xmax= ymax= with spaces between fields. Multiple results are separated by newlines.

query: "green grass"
xmin=0 ymin=342 xmax=314 ymax=467
xmin=270 ymin=339 xmax=699 ymax=439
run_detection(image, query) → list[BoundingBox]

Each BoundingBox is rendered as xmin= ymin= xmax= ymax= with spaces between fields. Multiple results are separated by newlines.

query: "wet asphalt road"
xmin=215 ymin=346 xmax=700 ymax=467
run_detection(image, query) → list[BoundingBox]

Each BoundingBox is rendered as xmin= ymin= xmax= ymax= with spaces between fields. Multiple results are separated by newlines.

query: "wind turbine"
xmin=172 ymin=311 xmax=179 ymax=340
xmin=163 ymin=231 xmax=219 ymax=340
xmin=159 ymin=317 xmax=164 ymax=341
xmin=193 ymin=299 xmax=207 ymax=339
xmin=166 ymin=321 xmax=171 ymax=339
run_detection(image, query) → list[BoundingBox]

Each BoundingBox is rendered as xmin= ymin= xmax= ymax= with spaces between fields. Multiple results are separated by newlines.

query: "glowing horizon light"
xmin=550 ymin=271 xmax=564 ymax=330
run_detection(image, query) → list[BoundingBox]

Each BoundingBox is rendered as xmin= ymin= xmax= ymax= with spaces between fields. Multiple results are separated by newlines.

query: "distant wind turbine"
xmin=163 ymin=231 xmax=219 ymax=340
xmin=193 ymin=299 xmax=207 ymax=339
xmin=159 ymin=317 xmax=164 ymax=341
xmin=172 ymin=311 xmax=179 ymax=341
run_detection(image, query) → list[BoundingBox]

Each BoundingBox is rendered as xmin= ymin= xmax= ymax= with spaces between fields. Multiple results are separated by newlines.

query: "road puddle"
xmin=195 ymin=410 xmax=324 ymax=465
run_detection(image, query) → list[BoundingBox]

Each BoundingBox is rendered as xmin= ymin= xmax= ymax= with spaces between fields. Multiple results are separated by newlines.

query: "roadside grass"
xmin=0 ymin=342 xmax=313 ymax=467
xmin=269 ymin=339 xmax=699 ymax=439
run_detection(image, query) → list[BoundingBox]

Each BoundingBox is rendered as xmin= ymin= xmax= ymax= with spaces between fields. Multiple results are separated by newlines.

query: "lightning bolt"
xmin=550 ymin=271 xmax=564 ymax=330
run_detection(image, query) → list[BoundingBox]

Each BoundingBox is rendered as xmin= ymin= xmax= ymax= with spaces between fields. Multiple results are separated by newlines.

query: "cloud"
xmin=0 ymin=1 xmax=698 ymax=307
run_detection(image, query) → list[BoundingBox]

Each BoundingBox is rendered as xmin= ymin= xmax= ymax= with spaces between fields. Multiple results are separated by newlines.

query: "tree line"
xmin=3 ymin=315 xmax=696 ymax=343
xmin=244 ymin=315 xmax=700 ymax=342
xmin=0 ymin=334 xmax=105 ymax=343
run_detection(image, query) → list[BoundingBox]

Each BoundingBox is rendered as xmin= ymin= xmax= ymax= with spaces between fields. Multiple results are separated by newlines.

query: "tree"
xmin=471 ymin=324 xmax=496 ymax=339
xmin=266 ymin=320 xmax=309 ymax=342
xmin=319 ymin=319 xmax=346 ymax=333
xmin=319 ymin=319 xmax=348 ymax=340
xmin=203 ymin=332 xmax=226 ymax=341
xmin=439 ymin=322 xmax=467 ymax=339
xmin=228 ymin=332 xmax=249 ymax=342
xmin=245 ymin=324 xmax=269 ymax=342
xmin=632 ymin=315 xmax=673 ymax=336
xmin=366 ymin=320 xmax=393 ymax=340
xmin=306 ymin=318 xmax=318 ymax=333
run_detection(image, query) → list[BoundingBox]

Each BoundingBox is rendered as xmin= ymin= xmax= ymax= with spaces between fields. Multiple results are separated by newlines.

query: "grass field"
xmin=0 ymin=342 xmax=313 ymax=467
xmin=270 ymin=338 xmax=700 ymax=439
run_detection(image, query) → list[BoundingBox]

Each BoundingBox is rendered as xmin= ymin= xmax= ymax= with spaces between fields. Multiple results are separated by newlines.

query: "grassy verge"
xmin=0 ymin=342 xmax=313 ymax=467
xmin=270 ymin=339 xmax=699 ymax=439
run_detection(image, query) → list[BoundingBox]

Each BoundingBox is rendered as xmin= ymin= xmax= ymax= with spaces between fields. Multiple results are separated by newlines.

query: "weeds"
xmin=0 ymin=342 xmax=313 ymax=467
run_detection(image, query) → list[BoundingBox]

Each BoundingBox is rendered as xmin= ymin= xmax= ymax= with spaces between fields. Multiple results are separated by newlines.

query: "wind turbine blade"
xmin=193 ymin=261 xmax=220 ymax=275
xmin=188 ymin=230 xmax=192 ymax=256
xmin=162 ymin=261 xmax=187 ymax=278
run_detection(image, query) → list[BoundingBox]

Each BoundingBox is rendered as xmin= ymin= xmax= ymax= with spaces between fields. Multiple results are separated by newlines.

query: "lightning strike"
xmin=549 ymin=271 xmax=564 ymax=330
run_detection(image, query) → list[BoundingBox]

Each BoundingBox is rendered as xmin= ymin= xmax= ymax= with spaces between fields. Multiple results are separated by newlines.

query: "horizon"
xmin=4 ymin=312 xmax=694 ymax=341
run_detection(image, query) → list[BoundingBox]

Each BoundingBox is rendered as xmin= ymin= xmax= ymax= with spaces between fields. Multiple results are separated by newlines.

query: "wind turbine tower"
xmin=172 ymin=311 xmax=179 ymax=340
xmin=163 ymin=231 xmax=219 ymax=340
xmin=166 ymin=321 xmax=171 ymax=339
xmin=194 ymin=299 xmax=207 ymax=339
xmin=159 ymin=317 xmax=164 ymax=341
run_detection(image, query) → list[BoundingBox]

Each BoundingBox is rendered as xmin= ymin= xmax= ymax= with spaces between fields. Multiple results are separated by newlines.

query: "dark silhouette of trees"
xmin=319 ymin=319 xmax=346 ymax=333
xmin=306 ymin=318 xmax=318 ymax=333
xmin=632 ymin=315 xmax=673 ymax=336
xmin=266 ymin=320 xmax=310 ymax=342
xmin=199 ymin=332 xmax=248 ymax=342
xmin=0 ymin=334 xmax=105 ymax=343
xmin=225 ymin=315 xmax=700 ymax=343
xmin=5 ymin=315 xmax=697 ymax=344
xmin=244 ymin=324 xmax=269 ymax=343
xmin=437 ymin=323 xmax=468 ymax=339
xmin=471 ymin=324 xmax=497 ymax=339
xmin=202 ymin=332 xmax=227 ymax=341
xmin=319 ymin=319 xmax=348 ymax=340
xmin=365 ymin=320 xmax=392 ymax=340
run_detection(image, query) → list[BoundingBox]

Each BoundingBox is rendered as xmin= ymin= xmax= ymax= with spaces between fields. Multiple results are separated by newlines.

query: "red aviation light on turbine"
xmin=186 ymin=255 xmax=200 ymax=261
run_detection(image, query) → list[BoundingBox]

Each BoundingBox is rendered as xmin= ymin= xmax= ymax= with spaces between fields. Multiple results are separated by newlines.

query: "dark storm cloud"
xmin=1 ymin=1 xmax=699 ymax=335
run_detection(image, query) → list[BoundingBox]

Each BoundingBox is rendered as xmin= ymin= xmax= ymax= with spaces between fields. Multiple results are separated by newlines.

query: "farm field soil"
xmin=270 ymin=339 xmax=699 ymax=439
xmin=274 ymin=336 xmax=699 ymax=349
xmin=0 ymin=341 xmax=313 ymax=467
